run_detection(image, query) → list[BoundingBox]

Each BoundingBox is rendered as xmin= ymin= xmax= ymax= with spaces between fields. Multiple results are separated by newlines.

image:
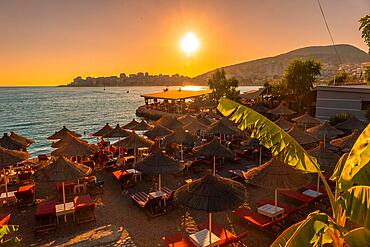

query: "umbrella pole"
xmin=275 ymin=189 xmax=278 ymax=209
xmin=213 ymin=156 xmax=216 ymax=176
xmin=134 ymin=148 xmax=137 ymax=169
xmin=259 ymin=147 xmax=262 ymax=165
xmin=3 ymin=169 xmax=8 ymax=198
xmin=316 ymin=174 xmax=320 ymax=192
xmin=159 ymin=174 xmax=161 ymax=191
xmin=209 ymin=212 xmax=212 ymax=245
xmin=62 ymin=181 xmax=66 ymax=210
xmin=323 ymin=134 xmax=326 ymax=147
xmin=180 ymin=144 xmax=183 ymax=162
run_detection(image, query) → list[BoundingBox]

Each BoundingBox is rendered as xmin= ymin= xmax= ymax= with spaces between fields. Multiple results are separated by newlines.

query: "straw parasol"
xmin=198 ymin=117 xmax=214 ymax=126
xmin=163 ymin=128 xmax=196 ymax=161
xmin=0 ymin=146 xmax=30 ymax=168
xmin=183 ymin=119 xmax=207 ymax=134
xmin=155 ymin=117 xmax=183 ymax=130
xmin=0 ymin=133 xmax=27 ymax=151
xmin=206 ymin=119 xmax=239 ymax=136
xmin=267 ymin=102 xmax=296 ymax=116
xmin=274 ymin=116 xmax=294 ymax=131
xmin=122 ymin=119 xmax=139 ymax=130
xmin=245 ymin=157 xmax=310 ymax=208
xmin=51 ymin=138 xmax=98 ymax=157
xmin=132 ymin=120 xmax=152 ymax=131
xmin=287 ymin=124 xmax=318 ymax=145
xmin=91 ymin=123 xmax=113 ymax=137
xmin=9 ymin=131 xmax=34 ymax=147
xmin=330 ymin=130 xmax=360 ymax=151
xmin=51 ymin=132 xmax=87 ymax=148
xmin=250 ymin=104 xmax=269 ymax=113
xmin=193 ymin=137 xmax=234 ymax=175
xmin=335 ymin=116 xmax=366 ymax=132
xmin=143 ymin=124 xmax=173 ymax=139
xmin=103 ymin=124 xmax=129 ymax=138
xmin=308 ymin=142 xmax=340 ymax=175
xmin=177 ymin=115 xmax=198 ymax=125
xmin=47 ymin=126 xmax=81 ymax=140
xmin=292 ymin=112 xmax=321 ymax=129
xmin=307 ymin=121 xmax=344 ymax=143
xmin=136 ymin=149 xmax=183 ymax=191
xmin=175 ymin=173 xmax=247 ymax=245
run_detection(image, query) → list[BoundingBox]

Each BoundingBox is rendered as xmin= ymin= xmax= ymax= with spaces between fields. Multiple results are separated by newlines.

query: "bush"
xmin=329 ymin=112 xmax=351 ymax=126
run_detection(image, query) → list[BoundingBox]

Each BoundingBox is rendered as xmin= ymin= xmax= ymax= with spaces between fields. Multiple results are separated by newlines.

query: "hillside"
xmin=191 ymin=44 xmax=370 ymax=85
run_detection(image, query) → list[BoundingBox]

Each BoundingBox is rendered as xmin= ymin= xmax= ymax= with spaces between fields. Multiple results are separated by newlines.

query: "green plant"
xmin=364 ymin=65 xmax=370 ymax=85
xmin=329 ymin=112 xmax=351 ymax=126
xmin=0 ymin=225 xmax=21 ymax=246
xmin=217 ymin=97 xmax=370 ymax=246
xmin=208 ymin=69 xmax=240 ymax=103
xmin=328 ymin=71 xmax=349 ymax=86
xmin=359 ymin=14 xmax=370 ymax=53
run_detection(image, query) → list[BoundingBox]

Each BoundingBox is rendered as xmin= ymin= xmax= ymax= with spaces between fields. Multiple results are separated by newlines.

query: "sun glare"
xmin=180 ymin=32 xmax=199 ymax=57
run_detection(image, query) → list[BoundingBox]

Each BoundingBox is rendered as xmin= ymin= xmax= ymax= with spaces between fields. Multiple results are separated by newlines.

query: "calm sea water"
xmin=0 ymin=86 xmax=259 ymax=156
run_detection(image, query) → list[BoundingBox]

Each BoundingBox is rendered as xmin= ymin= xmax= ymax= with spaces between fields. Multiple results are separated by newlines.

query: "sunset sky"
xmin=0 ymin=0 xmax=369 ymax=86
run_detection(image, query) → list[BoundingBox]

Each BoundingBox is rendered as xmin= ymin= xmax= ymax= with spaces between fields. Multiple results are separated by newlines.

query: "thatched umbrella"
xmin=245 ymin=158 xmax=310 ymax=208
xmin=47 ymin=126 xmax=81 ymax=140
xmin=287 ymin=124 xmax=318 ymax=145
xmin=308 ymin=142 xmax=340 ymax=176
xmin=137 ymin=149 xmax=183 ymax=191
xmin=175 ymin=173 xmax=247 ymax=245
xmin=193 ymin=138 xmax=234 ymax=175
xmin=9 ymin=131 xmax=34 ymax=147
xmin=51 ymin=132 xmax=87 ymax=148
xmin=177 ymin=115 xmax=197 ymax=125
xmin=155 ymin=117 xmax=183 ymax=130
xmin=163 ymin=128 xmax=196 ymax=161
xmin=0 ymin=133 xmax=27 ymax=151
xmin=143 ymin=124 xmax=173 ymax=139
xmin=274 ymin=116 xmax=294 ymax=131
xmin=250 ymin=104 xmax=269 ymax=114
xmin=336 ymin=116 xmax=366 ymax=132
xmin=132 ymin=120 xmax=152 ymax=131
xmin=122 ymin=119 xmax=139 ymax=130
xmin=183 ymin=119 xmax=207 ymax=134
xmin=198 ymin=117 xmax=214 ymax=126
xmin=292 ymin=112 xmax=321 ymax=129
xmin=330 ymin=130 xmax=360 ymax=151
xmin=91 ymin=123 xmax=113 ymax=137
xmin=267 ymin=102 xmax=296 ymax=116
xmin=33 ymin=156 xmax=92 ymax=209
xmin=103 ymin=124 xmax=129 ymax=139
xmin=206 ymin=119 xmax=239 ymax=137
xmin=51 ymin=138 xmax=98 ymax=157
xmin=307 ymin=121 xmax=344 ymax=145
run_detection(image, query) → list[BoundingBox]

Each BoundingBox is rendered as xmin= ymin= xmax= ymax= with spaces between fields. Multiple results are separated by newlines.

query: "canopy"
xmin=198 ymin=117 xmax=214 ymax=126
xmin=292 ymin=112 xmax=321 ymax=127
xmin=132 ymin=120 xmax=152 ymax=131
xmin=91 ymin=123 xmax=113 ymax=137
xmin=0 ymin=133 xmax=27 ymax=151
xmin=287 ymin=124 xmax=318 ymax=145
xmin=143 ymin=125 xmax=173 ymax=139
xmin=155 ymin=117 xmax=184 ymax=130
xmin=250 ymin=104 xmax=269 ymax=113
xmin=177 ymin=115 xmax=198 ymax=125
xmin=103 ymin=124 xmax=129 ymax=138
xmin=0 ymin=147 xmax=30 ymax=168
xmin=274 ymin=116 xmax=294 ymax=131
xmin=163 ymin=128 xmax=196 ymax=146
xmin=113 ymin=131 xmax=154 ymax=148
xmin=136 ymin=149 xmax=183 ymax=175
xmin=267 ymin=102 xmax=296 ymax=116
xmin=330 ymin=130 xmax=360 ymax=150
xmin=122 ymin=119 xmax=139 ymax=130
xmin=307 ymin=121 xmax=344 ymax=140
xmin=183 ymin=119 xmax=207 ymax=134
xmin=174 ymin=173 xmax=247 ymax=212
xmin=206 ymin=119 xmax=239 ymax=135
xmin=33 ymin=156 xmax=91 ymax=182
xmin=335 ymin=116 xmax=367 ymax=131
xmin=193 ymin=138 xmax=234 ymax=158
xmin=308 ymin=143 xmax=339 ymax=173
xmin=9 ymin=131 xmax=34 ymax=147
xmin=51 ymin=138 xmax=97 ymax=157
xmin=47 ymin=126 xmax=81 ymax=140
xmin=51 ymin=132 xmax=87 ymax=148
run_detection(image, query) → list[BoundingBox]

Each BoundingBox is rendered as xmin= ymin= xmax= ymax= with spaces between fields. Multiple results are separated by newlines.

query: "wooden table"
xmin=302 ymin=189 xmax=322 ymax=198
xmin=126 ymin=169 xmax=142 ymax=181
xmin=189 ymin=229 xmax=220 ymax=247
xmin=55 ymin=202 xmax=75 ymax=223
xmin=149 ymin=190 xmax=167 ymax=207
xmin=257 ymin=204 xmax=284 ymax=219
xmin=0 ymin=191 xmax=17 ymax=206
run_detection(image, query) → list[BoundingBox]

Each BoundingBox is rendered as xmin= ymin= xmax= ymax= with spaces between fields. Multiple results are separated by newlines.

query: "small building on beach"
xmin=315 ymin=85 xmax=370 ymax=121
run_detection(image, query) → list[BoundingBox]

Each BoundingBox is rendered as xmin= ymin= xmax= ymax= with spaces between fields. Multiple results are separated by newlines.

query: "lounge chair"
xmin=0 ymin=213 xmax=11 ymax=226
xmin=233 ymin=207 xmax=287 ymax=230
xmin=35 ymin=201 xmax=57 ymax=235
xmin=74 ymin=195 xmax=96 ymax=224
xmin=130 ymin=192 xmax=163 ymax=216
xmin=198 ymin=221 xmax=247 ymax=246
xmin=162 ymin=232 xmax=195 ymax=247
xmin=15 ymin=183 xmax=36 ymax=206
xmin=279 ymin=190 xmax=316 ymax=204
xmin=162 ymin=187 xmax=176 ymax=209
xmin=112 ymin=170 xmax=135 ymax=189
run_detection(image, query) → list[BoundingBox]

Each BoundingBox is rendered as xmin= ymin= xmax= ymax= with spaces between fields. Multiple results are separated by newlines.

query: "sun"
xmin=180 ymin=32 xmax=199 ymax=57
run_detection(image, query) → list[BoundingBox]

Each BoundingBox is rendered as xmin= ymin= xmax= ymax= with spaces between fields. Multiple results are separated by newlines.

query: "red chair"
xmin=233 ymin=207 xmax=287 ymax=229
xmin=163 ymin=232 xmax=195 ymax=247
xmin=15 ymin=184 xmax=36 ymax=206
xmin=279 ymin=190 xmax=316 ymax=204
xmin=0 ymin=213 xmax=11 ymax=226
xmin=74 ymin=195 xmax=96 ymax=224
xmin=35 ymin=201 xmax=56 ymax=234
xmin=198 ymin=221 xmax=247 ymax=246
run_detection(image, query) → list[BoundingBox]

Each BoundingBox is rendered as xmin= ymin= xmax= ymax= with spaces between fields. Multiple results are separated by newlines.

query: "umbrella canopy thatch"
xmin=287 ymin=124 xmax=318 ymax=145
xmin=244 ymin=158 xmax=311 ymax=190
xmin=103 ymin=124 xmax=129 ymax=138
xmin=9 ymin=131 xmax=34 ymax=147
xmin=0 ymin=133 xmax=27 ymax=151
xmin=155 ymin=117 xmax=183 ymax=130
xmin=122 ymin=119 xmax=139 ymax=130
xmin=91 ymin=123 xmax=113 ymax=137
xmin=143 ymin=125 xmax=173 ymax=139
xmin=308 ymin=142 xmax=340 ymax=173
xmin=183 ymin=119 xmax=207 ymax=134
xmin=136 ymin=149 xmax=183 ymax=175
xmin=163 ymin=128 xmax=196 ymax=146
xmin=51 ymin=132 xmax=87 ymax=148
xmin=292 ymin=112 xmax=321 ymax=127
xmin=198 ymin=117 xmax=214 ymax=126
xmin=0 ymin=147 xmax=30 ymax=168
xmin=330 ymin=130 xmax=360 ymax=150
xmin=33 ymin=156 xmax=91 ymax=182
xmin=206 ymin=119 xmax=239 ymax=136
xmin=335 ymin=116 xmax=366 ymax=132
xmin=177 ymin=115 xmax=198 ymax=125
xmin=113 ymin=131 xmax=154 ymax=148
xmin=250 ymin=104 xmax=269 ymax=113
xmin=193 ymin=138 xmax=234 ymax=158
xmin=307 ymin=121 xmax=344 ymax=140
xmin=267 ymin=102 xmax=296 ymax=116
xmin=174 ymin=173 xmax=247 ymax=212
xmin=132 ymin=120 xmax=152 ymax=131
xmin=274 ymin=116 xmax=294 ymax=131
xmin=51 ymin=138 xmax=97 ymax=157
xmin=47 ymin=126 xmax=82 ymax=140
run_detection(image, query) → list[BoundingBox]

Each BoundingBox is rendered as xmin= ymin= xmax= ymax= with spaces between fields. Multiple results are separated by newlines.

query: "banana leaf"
xmin=0 ymin=225 xmax=20 ymax=246
xmin=330 ymin=153 xmax=348 ymax=183
xmin=271 ymin=222 xmax=301 ymax=247
xmin=344 ymin=227 xmax=370 ymax=247
xmin=338 ymin=124 xmax=370 ymax=191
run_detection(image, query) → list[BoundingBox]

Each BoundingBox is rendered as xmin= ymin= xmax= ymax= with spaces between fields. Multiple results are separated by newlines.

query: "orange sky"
xmin=0 ymin=0 xmax=369 ymax=86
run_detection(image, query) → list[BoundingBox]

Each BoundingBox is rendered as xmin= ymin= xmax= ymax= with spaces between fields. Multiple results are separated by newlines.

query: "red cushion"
xmin=35 ymin=201 xmax=56 ymax=217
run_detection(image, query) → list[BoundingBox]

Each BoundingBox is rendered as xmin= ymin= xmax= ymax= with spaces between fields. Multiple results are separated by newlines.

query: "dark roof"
xmin=91 ymin=123 xmax=113 ymax=137
xmin=136 ymin=149 xmax=183 ymax=175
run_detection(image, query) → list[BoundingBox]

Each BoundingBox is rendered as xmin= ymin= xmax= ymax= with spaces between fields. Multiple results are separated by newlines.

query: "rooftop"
xmin=141 ymin=89 xmax=212 ymax=100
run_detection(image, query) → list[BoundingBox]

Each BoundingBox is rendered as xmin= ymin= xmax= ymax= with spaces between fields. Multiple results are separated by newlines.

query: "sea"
xmin=0 ymin=86 xmax=260 ymax=156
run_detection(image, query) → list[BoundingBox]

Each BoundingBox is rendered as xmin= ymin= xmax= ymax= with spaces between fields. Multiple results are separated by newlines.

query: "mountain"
xmin=191 ymin=44 xmax=370 ymax=85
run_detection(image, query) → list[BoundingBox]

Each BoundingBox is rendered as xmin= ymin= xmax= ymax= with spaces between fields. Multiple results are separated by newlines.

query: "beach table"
xmin=302 ymin=189 xmax=322 ymax=198
xmin=189 ymin=228 xmax=220 ymax=247
xmin=55 ymin=202 xmax=75 ymax=223
xmin=0 ymin=191 xmax=17 ymax=206
xmin=126 ymin=169 xmax=142 ymax=181
xmin=149 ymin=190 xmax=167 ymax=207
xmin=257 ymin=204 xmax=284 ymax=219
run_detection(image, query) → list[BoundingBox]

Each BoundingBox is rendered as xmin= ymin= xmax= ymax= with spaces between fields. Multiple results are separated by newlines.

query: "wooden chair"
xmin=15 ymin=184 xmax=36 ymax=207
xmin=130 ymin=192 xmax=163 ymax=216
xmin=74 ymin=195 xmax=96 ymax=224
xmin=35 ymin=201 xmax=56 ymax=235
xmin=197 ymin=221 xmax=247 ymax=246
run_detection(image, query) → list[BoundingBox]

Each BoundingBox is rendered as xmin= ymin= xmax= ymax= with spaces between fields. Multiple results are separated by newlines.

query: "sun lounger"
xmin=228 ymin=166 xmax=256 ymax=181
xmin=0 ymin=213 xmax=11 ymax=226
xmin=233 ymin=207 xmax=287 ymax=229
xmin=198 ymin=221 xmax=247 ymax=246
xmin=130 ymin=191 xmax=163 ymax=216
xmin=163 ymin=232 xmax=195 ymax=247
xmin=35 ymin=201 xmax=57 ymax=234
xmin=15 ymin=183 xmax=36 ymax=206
xmin=74 ymin=195 xmax=96 ymax=224
xmin=112 ymin=170 xmax=135 ymax=189
xmin=279 ymin=190 xmax=316 ymax=204
xmin=256 ymin=199 xmax=298 ymax=214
